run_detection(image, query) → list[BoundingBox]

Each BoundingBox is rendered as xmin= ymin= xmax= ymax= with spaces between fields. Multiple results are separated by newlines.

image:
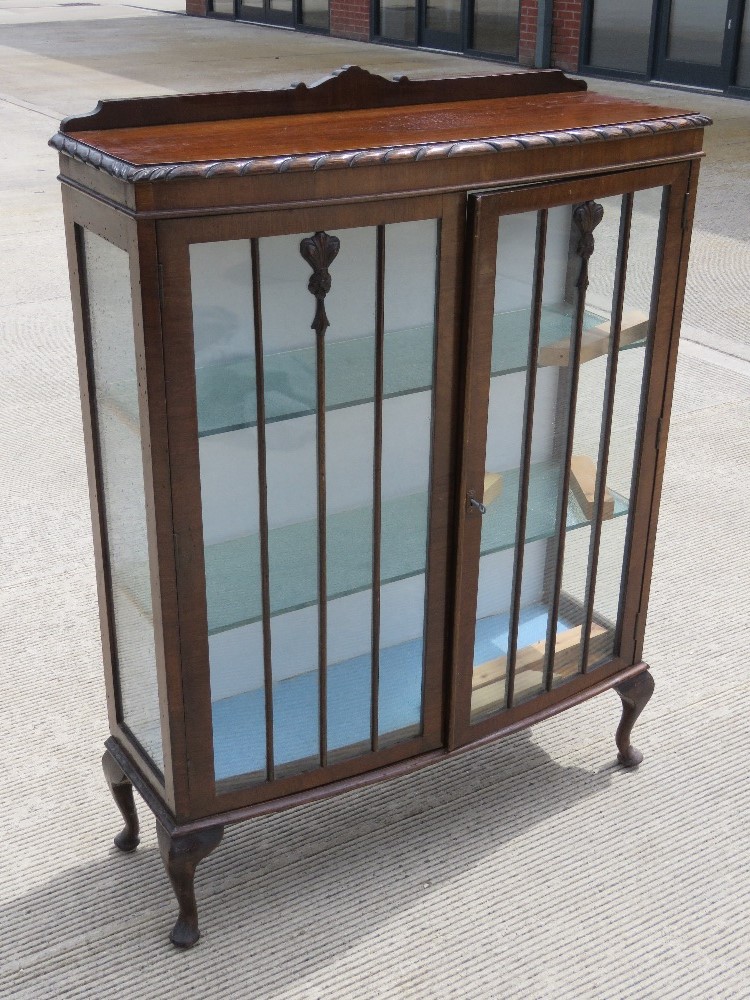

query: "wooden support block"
xmin=570 ymin=454 xmax=614 ymax=520
xmin=471 ymin=623 xmax=609 ymax=693
xmin=483 ymin=472 xmax=504 ymax=506
xmin=592 ymin=308 xmax=649 ymax=347
xmin=537 ymin=309 xmax=649 ymax=369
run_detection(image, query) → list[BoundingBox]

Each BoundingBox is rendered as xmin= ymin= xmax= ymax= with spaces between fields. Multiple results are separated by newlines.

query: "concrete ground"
xmin=1 ymin=2 xmax=749 ymax=997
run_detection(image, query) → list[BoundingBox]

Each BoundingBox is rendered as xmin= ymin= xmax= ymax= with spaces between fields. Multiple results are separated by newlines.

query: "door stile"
xmin=156 ymin=224 xmax=218 ymax=819
xmin=448 ymin=194 xmax=502 ymax=749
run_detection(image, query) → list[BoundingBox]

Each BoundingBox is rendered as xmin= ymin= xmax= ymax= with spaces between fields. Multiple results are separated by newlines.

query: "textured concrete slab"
xmin=1 ymin=3 xmax=749 ymax=998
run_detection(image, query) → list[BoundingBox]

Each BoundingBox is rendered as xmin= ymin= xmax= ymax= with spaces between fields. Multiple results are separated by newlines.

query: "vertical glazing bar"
xmin=300 ymin=231 xmax=340 ymax=771
xmin=371 ymin=226 xmax=385 ymax=754
xmin=543 ymin=200 xmax=604 ymax=692
xmin=580 ymin=194 xmax=632 ymax=672
xmin=250 ymin=239 xmax=275 ymax=782
xmin=316 ymin=318 xmax=328 ymax=768
xmin=505 ymin=210 xmax=548 ymax=709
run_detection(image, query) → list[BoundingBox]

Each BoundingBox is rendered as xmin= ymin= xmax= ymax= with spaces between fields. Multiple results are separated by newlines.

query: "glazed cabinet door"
xmin=451 ymin=163 xmax=691 ymax=745
xmin=158 ymin=196 xmax=462 ymax=815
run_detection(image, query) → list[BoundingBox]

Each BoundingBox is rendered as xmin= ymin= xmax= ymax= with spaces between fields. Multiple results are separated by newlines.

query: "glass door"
xmin=158 ymin=196 xmax=461 ymax=810
xmin=655 ymin=0 xmax=741 ymax=88
xmin=421 ymin=0 xmax=462 ymax=50
xmin=238 ymin=0 xmax=293 ymax=26
xmin=451 ymin=163 xmax=689 ymax=745
xmin=238 ymin=0 xmax=330 ymax=31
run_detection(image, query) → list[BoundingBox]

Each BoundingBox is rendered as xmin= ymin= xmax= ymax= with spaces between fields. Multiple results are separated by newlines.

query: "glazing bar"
xmin=251 ymin=238 xmax=275 ymax=782
xmin=316 ymin=289 xmax=328 ymax=770
xmin=543 ymin=204 xmax=597 ymax=692
xmin=371 ymin=226 xmax=385 ymax=753
xmin=580 ymin=194 xmax=632 ymax=672
xmin=505 ymin=210 xmax=548 ymax=708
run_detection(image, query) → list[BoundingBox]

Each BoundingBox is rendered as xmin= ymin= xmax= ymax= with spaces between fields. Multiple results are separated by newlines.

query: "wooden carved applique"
xmin=572 ymin=200 xmax=604 ymax=289
xmin=300 ymin=231 xmax=340 ymax=336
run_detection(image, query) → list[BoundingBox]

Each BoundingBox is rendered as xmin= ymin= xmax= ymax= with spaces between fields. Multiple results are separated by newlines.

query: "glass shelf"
xmin=205 ymin=460 xmax=628 ymax=635
xmin=100 ymin=306 xmax=645 ymax=438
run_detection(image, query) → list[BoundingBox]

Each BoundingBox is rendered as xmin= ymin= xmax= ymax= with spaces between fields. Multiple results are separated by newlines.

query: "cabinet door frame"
xmin=449 ymin=159 xmax=694 ymax=750
xmin=156 ymin=193 xmax=465 ymax=819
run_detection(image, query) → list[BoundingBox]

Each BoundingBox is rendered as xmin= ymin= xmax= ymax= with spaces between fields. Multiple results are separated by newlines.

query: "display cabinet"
xmin=51 ymin=66 xmax=708 ymax=947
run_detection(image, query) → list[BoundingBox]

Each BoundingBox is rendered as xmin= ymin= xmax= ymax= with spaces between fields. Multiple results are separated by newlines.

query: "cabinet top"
xmin=50 ymin=65 xmax=709 ymax=185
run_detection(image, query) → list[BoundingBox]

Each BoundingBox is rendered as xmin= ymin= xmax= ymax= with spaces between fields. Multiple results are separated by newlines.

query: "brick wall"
xmin=550 ymin=0 xmax=583 ymax=71
xmin=330 ymin=0 xmax=371 ymax=40
xmin=518 ymin=0 xmax=538 ymax=66
xmin=184 ymin=0 xmax=583 ymax=67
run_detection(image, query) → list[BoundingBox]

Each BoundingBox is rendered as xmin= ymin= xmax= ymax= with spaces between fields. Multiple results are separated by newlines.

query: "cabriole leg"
xmin=156 ymin=822 xmax=224 ymax=949
xmin=614 ymin=668 xmax=655 ymax=768
xmin=102 ymin=748 xmax=140 ymax=852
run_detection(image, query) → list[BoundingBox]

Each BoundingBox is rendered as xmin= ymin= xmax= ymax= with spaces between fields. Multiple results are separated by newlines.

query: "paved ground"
xmin=1 ymin=3 xmax=749 ymax=997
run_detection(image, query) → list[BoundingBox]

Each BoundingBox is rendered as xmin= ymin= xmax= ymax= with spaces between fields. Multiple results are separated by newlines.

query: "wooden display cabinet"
xmin=52 ymin=66 xmax=708 ymax=947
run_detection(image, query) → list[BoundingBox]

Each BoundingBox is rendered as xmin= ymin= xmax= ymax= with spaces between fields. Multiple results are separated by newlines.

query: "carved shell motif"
xmin=572 ymin=200 xmax=604 ymax=262
xmin=300 ymin=231 xmax=341 ymax=336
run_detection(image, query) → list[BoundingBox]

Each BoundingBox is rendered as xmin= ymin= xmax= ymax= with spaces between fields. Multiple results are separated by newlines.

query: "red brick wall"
xmin=330 ymin=0 xmax=370 ymax=40
xmin=186 ymin=0 xmax=208 ymax=15
xmin=519 ymin=0 xmax=538 ymax=67
xmin=551 ymin=0 xmax=583 ymax=71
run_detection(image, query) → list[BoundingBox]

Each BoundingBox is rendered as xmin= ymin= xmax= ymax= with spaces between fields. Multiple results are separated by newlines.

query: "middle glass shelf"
xmin=196 ymin=304 xmax=625 ymax=437
xmin=205 ymin=459 xmax=628 ymax=635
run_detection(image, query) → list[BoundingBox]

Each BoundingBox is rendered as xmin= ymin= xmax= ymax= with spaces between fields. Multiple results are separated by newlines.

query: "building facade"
xmin=192 ymin=0 xmax=750 ymax=96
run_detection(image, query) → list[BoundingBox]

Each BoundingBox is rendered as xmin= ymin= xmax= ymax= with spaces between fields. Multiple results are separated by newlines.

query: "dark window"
xmin=588 ymin=0 xmax=654 ymax=74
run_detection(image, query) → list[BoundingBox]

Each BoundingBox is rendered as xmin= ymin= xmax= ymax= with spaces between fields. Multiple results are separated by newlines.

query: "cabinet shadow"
xmin=2 ymin=729 xmax=617 ymax=991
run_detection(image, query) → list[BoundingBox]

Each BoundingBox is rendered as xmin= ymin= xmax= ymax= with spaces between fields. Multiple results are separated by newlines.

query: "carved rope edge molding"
xmin=49 ymin=114 xmax=712 ymax=183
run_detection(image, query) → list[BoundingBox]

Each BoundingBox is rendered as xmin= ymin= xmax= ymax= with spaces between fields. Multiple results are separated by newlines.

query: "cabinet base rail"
xmin=103 ymin=660 xmax=653 ymax=948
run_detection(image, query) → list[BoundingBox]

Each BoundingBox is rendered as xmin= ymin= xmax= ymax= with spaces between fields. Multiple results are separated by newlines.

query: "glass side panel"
xmin=379 ymin=0 xmax=416 ymax=40
xmin=586 ymin=187 xmax=664 ymax=668
xmin=667 ymin=0 xmax=728 ymax=66
xmin=553 ymin=195 xmax=624 ymax=689
xmin=82 ymin=228 xmax=163 ymax=772
xmin=588 ymin=0 xmax=653 ymax=74
xmin=379 ymin=219 xmax=438 ymax=746
xmin=472 ymin=0 xmax=519 ymax=56
xmin=190 ymin=240 xmax=266 ymax=785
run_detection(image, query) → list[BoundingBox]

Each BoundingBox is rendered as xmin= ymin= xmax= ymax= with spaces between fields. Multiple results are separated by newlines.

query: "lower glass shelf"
xmin=212 ymin=600 xmax=611 ymax=783
xmin=212 ymin=635 xmax=424 ymax=782
xmin=205 ymin=460 xmax=628 ymax=635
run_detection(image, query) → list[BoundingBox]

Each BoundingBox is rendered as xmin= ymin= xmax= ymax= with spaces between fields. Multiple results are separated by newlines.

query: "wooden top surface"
xmin=69 ymin=91 xmax=690 ymax=168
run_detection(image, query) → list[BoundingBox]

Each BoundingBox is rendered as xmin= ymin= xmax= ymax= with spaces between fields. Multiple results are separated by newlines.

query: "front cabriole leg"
xmin=102 ymin=748 xmax=140 ymax=852
xmin=614 ymin=668 xmax=655 ymax=767
xmin=157 ymin=822 xmax=224 ymax=949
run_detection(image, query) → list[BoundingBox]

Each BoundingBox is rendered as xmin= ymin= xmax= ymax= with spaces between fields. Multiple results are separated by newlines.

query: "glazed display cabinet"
xmin=52 ymin=66 xmax=707 ymax=947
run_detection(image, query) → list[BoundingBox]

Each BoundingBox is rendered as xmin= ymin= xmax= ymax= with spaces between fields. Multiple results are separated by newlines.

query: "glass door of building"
xmin=237 ymin=0 xmax=329 ymax=31
xmin=655 ymin=0 xmax=741 ymax=88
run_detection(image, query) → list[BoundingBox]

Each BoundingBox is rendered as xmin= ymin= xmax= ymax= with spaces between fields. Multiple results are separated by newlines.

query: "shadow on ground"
xmin=2 ymin=730 xmax=615 ymax=993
